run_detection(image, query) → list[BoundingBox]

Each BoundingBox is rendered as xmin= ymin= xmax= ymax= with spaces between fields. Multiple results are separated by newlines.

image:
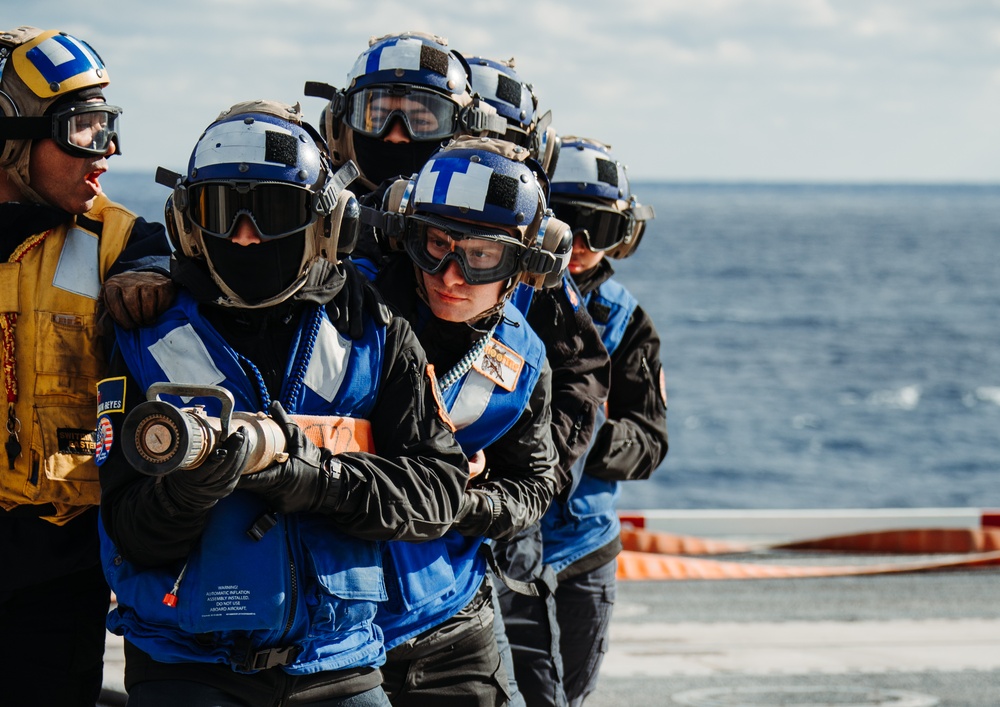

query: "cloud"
xmin=13 ymin=0 xmax=1000 ymax=181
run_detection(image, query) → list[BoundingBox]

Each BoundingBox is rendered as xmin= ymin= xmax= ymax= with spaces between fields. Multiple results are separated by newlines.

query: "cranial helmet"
xmin=549 ymin=137 xmax=655 ymax=259
xmin=0 ymin=26 xmax=120 ymax=200
xmin=382 ymin=135 xmax=571 ymax=301
xmin=306 ymin=32 xmax=507 ymax=192
xmin=159 ymin=99 xmax=361 ymax=308
xmin=466 ymin=56 xmax=560 ymax=178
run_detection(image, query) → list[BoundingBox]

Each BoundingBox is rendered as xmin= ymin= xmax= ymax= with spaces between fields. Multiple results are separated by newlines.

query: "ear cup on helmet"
xmin=164 ymin=191 xmax=200 ymax=258
xmin=380 ymin=176 xmax=416 ymax=250
xmin=519 ymin=213 xmax=571 ymax=289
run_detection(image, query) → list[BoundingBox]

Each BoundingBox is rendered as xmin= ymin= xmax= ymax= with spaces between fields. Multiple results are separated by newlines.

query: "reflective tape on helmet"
xmin=193 ymin=120 xmax=297 ymax=170
xmin=362 ymin=36 xmax=425 ymax=74
xmin=414 ymin=158 xmax=493 ymax=211
xmin=14 ymin=31 xmax=106 ymax=98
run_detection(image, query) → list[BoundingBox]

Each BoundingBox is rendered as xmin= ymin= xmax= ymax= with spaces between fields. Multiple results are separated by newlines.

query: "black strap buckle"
xmin=232 ymin=639 xmax=303 ymax=672
xmin=480 ymin=545 xmax=541 ymax=597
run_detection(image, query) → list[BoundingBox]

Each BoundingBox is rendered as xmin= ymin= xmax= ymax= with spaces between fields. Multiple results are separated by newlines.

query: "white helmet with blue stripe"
xmin=160 ymin=100 xmax=361 ymax=308
xmin=549 ymin=136 xmax=655 ymax=259
xmin=384 ymin=135 xmax=572 ymax=293
xmin=307 ymin=32 xmax=507 ymax=192
xmin=466 ymin=56 xmax=560 ymax=177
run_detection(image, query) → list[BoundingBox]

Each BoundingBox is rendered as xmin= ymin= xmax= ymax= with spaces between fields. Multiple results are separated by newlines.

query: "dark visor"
xmin=187 ymin=182 xmax=315 ymax=240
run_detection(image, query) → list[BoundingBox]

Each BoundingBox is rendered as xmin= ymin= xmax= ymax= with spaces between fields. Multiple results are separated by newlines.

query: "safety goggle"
xmin=551 ymin=199 xmax=633 ymax=252
xmin=405 ymin=215 xmax=525 ymax=284
xmin=50 ymin=102 xmax=122 ymax=157
xmin=0 ymin=102 xmax=122 ymax=157
xmin=186 ymin=181 xmax=318 ymax=240
xmin=347 ymin=86 xmax=459 ymax=141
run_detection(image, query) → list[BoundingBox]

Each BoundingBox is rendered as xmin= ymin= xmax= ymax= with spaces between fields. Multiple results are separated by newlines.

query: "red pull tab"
xmin=162 ymin=592 xmax=178 ymax=607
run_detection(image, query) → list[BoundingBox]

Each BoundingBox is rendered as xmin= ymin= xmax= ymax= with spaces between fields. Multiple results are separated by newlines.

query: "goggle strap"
xmin=360 ymin=204 xmax=406 ymax=238
xmin=631 ymin=203 xmax=656 ymax=222
xmin=315 ymin=161 xmax=360 ymax=215
xmin=0 ymin=115 xmax=49 ymax=140
xmin=459 ymin=104 xmax=509 ymax=135
xmin=303 ymin=81 xmax=338 ymax=101
xmin=155 ymin=167 xmax=183 ymax=189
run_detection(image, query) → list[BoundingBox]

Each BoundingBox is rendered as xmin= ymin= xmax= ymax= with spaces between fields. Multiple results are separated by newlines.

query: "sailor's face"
xmin=28 ymin=98 xmax=116 ymax=214
xmin=421 ymin=257 xmax=505 ymax=323
xmin=568 ymin=232 xmax=605 ymax=275
xmin=370 ymin=95 xmax=441 ymax=144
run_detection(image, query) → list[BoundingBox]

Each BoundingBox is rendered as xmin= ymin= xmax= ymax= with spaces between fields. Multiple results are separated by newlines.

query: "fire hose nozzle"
xmin=121 ymin=383 xmax=286 ymax=477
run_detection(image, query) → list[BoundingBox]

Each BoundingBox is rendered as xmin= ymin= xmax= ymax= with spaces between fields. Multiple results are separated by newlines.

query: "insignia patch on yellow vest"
xmin=97 ymin=376 xmax=127 ymax=415
xmin=473 ymin=338 xmax=524 ymax=393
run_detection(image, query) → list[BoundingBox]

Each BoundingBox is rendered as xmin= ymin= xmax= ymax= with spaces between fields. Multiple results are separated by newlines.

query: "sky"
xmin=11 ymin=0 xmax=1000 ymax=182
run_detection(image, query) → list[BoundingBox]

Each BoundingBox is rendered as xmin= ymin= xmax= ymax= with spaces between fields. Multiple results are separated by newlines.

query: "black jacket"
xmin=524 ymin=279 xmax=611 ymax=498
xmin=374 ymin=256 xmax=559 ymax=541
xmin=575 ymin=259 xmax=669 ymax=482
xmin=99 ymin=266 xmax=470 ymax=568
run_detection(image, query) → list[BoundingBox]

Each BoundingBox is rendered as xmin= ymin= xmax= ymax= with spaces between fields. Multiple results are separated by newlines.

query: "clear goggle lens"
xmin=52 ymin=103 xmax=122 ymax=157
xmin=405 ymin=215 xmax=525 ymax=284
xmin=552 ymin=199 xmax=632 ymax=252
xmin=347 ymin=87 xmax=459 ymax=141
xmin=187 ymin=182 xmax=315 ymax=240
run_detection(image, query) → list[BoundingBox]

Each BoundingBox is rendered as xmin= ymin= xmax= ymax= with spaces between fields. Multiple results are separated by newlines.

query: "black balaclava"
xmin=202 ymin=231 xmax=306 ymax=306
xmin=352 ymin=132 xmax=441 ymax=188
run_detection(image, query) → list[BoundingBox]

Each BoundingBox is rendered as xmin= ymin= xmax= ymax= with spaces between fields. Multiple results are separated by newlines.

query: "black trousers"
xmin=0 ymin=506 xmax=110 ymax=707
xmin=0 ymin=562 xmax=110 ymax=707
xmin=381 ymin=580 xmax=509 ymax=707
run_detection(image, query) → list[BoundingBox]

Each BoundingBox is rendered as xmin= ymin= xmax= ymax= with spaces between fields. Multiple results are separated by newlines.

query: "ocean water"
xmin=102 ymin=173 xmax=1000 ymax=510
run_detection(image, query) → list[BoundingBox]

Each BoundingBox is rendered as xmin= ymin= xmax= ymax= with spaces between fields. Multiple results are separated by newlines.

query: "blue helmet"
xmin=308 ymin=33 xmax=508 ymax=192
xmin=161 ymin=100 xmax=361 ymax=307
xmin=549 ymin=137 xmax=654 ymax=259
xmin=467 ymin=56 xmax=560 ymax=177
xmin=384 ymin=136 xmax=571 ymax=291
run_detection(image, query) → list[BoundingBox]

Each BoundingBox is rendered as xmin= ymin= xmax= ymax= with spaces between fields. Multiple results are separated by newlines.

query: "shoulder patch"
xmin=562 ymin=277 xmax=580 ymax=311
xmin=96 ymin=376 xmax=127 ymax=415
xmin=94 ymin=415 xmax=114 ymax=466
xmin=473 ymin=337 xmax=524 ymax=393
xmin=426 ymin=364 xmax=456 ymax=432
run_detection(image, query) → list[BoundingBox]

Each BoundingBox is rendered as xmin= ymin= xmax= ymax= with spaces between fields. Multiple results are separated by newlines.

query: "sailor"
xmin=467 ymin=57 xmax=614 ymax=707
xmin=362 ymin=136 xmax=568 ymax=706
xmin=540 ymin=137 xmax=668 ymax=706
xmin=96 ymin=100 xmax=469 ymax=706
xmin=0 ymin=26 xmax=171 ymax=706
xmin=307 ymin=31 xmax=507 ymax=197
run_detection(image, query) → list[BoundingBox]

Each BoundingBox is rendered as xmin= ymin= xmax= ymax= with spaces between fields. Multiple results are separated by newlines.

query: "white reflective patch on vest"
xmin=148 ymin=324 xmax=225 ymax=392
xmin=52 ymin=228 xmax=99 ymax=299
xmin=448 ymin=372 xmax=495 ymax=430
xmin=193 ymin=121 xmax=293 ymax=169
xmin=303 ymin=317 xmax=351 ymax=402
xmin=414 ymin=159 xmax=492 ymax=211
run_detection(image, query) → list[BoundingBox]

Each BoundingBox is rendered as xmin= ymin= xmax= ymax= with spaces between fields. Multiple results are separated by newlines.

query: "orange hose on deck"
xmin=774 ymin=527 xmax=1000 ymax=553
xmin=616 ymin=549 xmax=1000 ymax=581
xmin=620 ymin=527 xmax=754 ymax=555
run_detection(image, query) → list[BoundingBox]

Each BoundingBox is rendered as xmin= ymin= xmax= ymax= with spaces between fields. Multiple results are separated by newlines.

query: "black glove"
xmin=158 ymin=429 xmax=250 ymax=513
xmin=236 ymin=401 xmax=342 ymax=514
xmin=331 ymin=259 xmax=391 ymax=339
xmin=453 ymin=488 xmax=502 ymax=537
xmin=100 ymin=271 xmax=177 ymax=329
